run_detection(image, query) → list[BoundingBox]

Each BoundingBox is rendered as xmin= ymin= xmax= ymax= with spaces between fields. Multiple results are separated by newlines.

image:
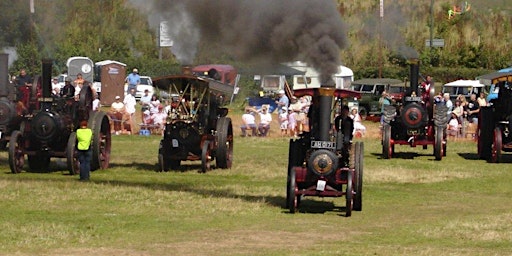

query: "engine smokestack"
xmin=42 ymin=59 xmax=52 ymax=98
xmin=318 ymin=88 xmax=333 ymax=141
xmin=409 ymin=58 xmax=419 ymax=96
xmin=0 ymin=53 xmax=8 ymax=98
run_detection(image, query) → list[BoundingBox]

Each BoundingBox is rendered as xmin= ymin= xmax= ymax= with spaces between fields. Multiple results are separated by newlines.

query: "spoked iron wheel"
xmin=287 ymin=168 xmax=298 ymax=213
xmin=491 ymin=127 xmax=502 ymax=163
xmin=216 ymin=117 xmax=233 ymax=169
xmin=353 ymin=142 xmax=364 ymax=211
xmin=345 ymin=171 xmax=353 ymax=217
xmin=382 ymin=125 xmax=392 ymax=159
xmin=66 ymin=132 xmax=80 ymax=175
xmin=201 ymin=140 xmax=212 ymax=173
xmin=88 ymin=111 xmax=111 ymax=171
xmin=8 ymin=130 xmax=24 ymax=174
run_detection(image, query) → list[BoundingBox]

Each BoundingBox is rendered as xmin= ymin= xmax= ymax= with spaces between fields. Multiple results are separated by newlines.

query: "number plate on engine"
xmin=311 ymin=141 xmax=336 ymax=149
xmin=316 ymin=180 xmax=326 ymax=191
xmin=172 ymin=139 xmax=179 ymax=148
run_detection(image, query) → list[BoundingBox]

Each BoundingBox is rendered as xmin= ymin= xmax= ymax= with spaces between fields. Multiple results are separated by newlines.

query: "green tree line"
xmin=1 ymin=0 xmax=511 ymax=88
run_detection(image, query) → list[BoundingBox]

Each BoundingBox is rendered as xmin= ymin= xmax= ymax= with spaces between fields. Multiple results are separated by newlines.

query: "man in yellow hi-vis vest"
xmin=76 ymin=120 xmax=93 ymax=181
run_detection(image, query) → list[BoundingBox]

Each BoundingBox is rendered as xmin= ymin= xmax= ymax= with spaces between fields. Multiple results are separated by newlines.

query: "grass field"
xmin=0 ymin=114 xmax=511 ymax=255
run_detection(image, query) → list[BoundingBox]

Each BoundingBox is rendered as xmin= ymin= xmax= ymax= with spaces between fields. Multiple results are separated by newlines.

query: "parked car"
xmin=124 ymin=75 xmax=154 ymax=100
xmin=350 ymin=78 xmax=405 ymax=119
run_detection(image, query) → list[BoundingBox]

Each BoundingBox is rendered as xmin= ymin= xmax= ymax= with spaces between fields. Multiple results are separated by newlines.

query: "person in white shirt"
xmin=240 ymin=107 xmax=257 ymax=137
xmin=350 ymin=108 xmax=366 ymax=136
xmin=109 ymin=96 xmax=125 ymax=135
xmin=139 ymin=89 xmax=152 ymax=110
xmin=257 ymin=106 xmax=272 ymax=137
xmin=92 ymin=93 xmax=100 ymax=111
xmin=123 ymin=88 xmax=137 ymax=134
xmin=151 ymin=105 xmax=168 ymax=133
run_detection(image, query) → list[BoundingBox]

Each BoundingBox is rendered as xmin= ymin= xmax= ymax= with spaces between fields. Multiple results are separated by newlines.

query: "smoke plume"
xmin=130 ymin=0 xmax=347 ymax=83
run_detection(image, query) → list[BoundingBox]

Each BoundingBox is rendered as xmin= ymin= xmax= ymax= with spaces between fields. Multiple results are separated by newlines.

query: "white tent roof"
xmin=443 ymin=79 xmax=484 ymax=87
xmin=95 ymin=60 xmax=126 ymax=66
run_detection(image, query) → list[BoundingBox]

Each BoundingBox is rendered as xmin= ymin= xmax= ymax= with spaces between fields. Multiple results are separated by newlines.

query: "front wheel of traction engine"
xmin=434 ymin=126 xmax=444 ymax=161
xmin=382 ymin=125 xmax=392 ymax=159
xmin=158 ymin=141 xmax=169 ymax=172
xmin=215 ymin=117 xmax=233 ymax=169
xmin=66 ymin=132 xmax=80 ymax=175
xmin=9 ymin=130 xmax=24 ymax=174
xmin=491 ymin=127 xmax=502 ymax=163
xmin=287 ymin=168 xmax=298 ymax=214
xmin=353 ymin=142 xmax=363 ymax=211
xmin=201 ymin=140 xmax=212 ymax=173
xmin=345 ymin=170 xmax=353 ymax=217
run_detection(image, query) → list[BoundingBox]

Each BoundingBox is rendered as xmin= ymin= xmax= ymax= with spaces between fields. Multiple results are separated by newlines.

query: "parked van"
xmin=442 ymin=79 xmax=486 ymax=100
xmin=284 ymin=61 xmax=354 ymax=90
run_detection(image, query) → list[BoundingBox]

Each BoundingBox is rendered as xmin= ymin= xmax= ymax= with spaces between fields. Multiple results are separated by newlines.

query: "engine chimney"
xmin=317 ymin=87 xmax=333 ymax=141
xmin=409 ymin=58 xmax=420 ymax=96
xmin=0 ymin=53 xmax=8 ymax=98
xmin=42 ymin=59 xmax=53 ymax=98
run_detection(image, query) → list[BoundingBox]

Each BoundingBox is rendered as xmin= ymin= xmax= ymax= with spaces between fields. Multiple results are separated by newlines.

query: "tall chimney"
xmin=409 ymin=59 xmax=420 ymax=96
xmin=42 ymin=59 xmax=53 ymax=98
xmin=0 ymin=53 xmax=8 ymax=97
xmin=317 ymin=88 xmax=333 ymax=141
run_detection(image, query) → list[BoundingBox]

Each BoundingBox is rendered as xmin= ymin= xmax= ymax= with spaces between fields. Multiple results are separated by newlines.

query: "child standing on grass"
xmin=279 ymin=107 xmax=288 ymax=136
xmin=76 ymin=120 xmax=93 ymax=181
xmin=288 ymin=108 xmax=297 ymax=138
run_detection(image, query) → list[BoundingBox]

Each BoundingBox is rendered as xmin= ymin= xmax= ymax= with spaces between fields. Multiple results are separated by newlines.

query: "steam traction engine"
xmin=154 ymin=72 xmax=234 ymax=172
xmin=286 ymin=87 xmax=363 ymax=217
xmin=8 ymin=59 xmax=111 ymax=174
xmin=478 ymin=72 xmax=512 ymax=163
xmin=0 ymin=53 xmax=24 ymax=150
xmin=381 ymin=60 xmax=448 ymax=160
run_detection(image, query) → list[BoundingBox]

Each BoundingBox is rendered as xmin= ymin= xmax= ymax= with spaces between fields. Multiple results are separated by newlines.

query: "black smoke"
xmin=136 ymin=0 xmax=347 ymax=83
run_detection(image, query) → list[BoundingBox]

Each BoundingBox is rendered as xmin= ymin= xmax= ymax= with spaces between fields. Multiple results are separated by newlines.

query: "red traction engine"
xmin=478 ymin=72 xmax=512 ymax=163
xmin=381 ymin=59 xmax=448 ymax=160
xmin=286 ymin=87 xmax=363 ymax=217
xmin=8 ymin=59 xmax=111 ymax=174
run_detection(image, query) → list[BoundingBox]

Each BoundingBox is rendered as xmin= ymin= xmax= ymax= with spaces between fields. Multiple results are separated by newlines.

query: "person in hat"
xmin=279 ymin=107 xmax=289 ymax=136
xmin=109 ymin=96 xmax=125 ymax=135
xmin=257 ymin=106 xmax=272 ymax=137
xmin=125 ymin=68 xmax=141 ymax=94
xmin=240 ymin=107 xmax=257 ymax=137
xmin=275 ymin=89 xmax=289 ymax=113
xmin=61 ymin=77 xmax=75 ymax=98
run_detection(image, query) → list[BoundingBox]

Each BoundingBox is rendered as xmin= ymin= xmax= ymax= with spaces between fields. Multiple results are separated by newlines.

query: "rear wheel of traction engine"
xmin=88 ymin=111 xmax=111 ymax=171
xmin=491 ymin=127 xmax=502 ymax=163
xmin=216 ymin=117 xmax=233 ymax=169
xmin=345 ymin=170 xmax=353 ymax=217
xmin=382 ymin=125 xmax=392 ymax=159
xmin=201 ymin=140 xmax=212 ymax=173
xmin=66 ymin=132 xmax=80 ymax=175
xmin=434 ymin=126 xmax=444 ymax=161
xmin=9 ymin=130 xmax=24 ymax=174
xmin=353 ymin=142 xmax=364 ymax=211
xmin=28 ymin=155 xmax=50 ymax=172
xmin=287 ymin=167 xmax=297 ymax=214
xmin=478 ymin=107 xmax=493 ymax=160
xmin=158 ymin=141 xmax=169 ymax=172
